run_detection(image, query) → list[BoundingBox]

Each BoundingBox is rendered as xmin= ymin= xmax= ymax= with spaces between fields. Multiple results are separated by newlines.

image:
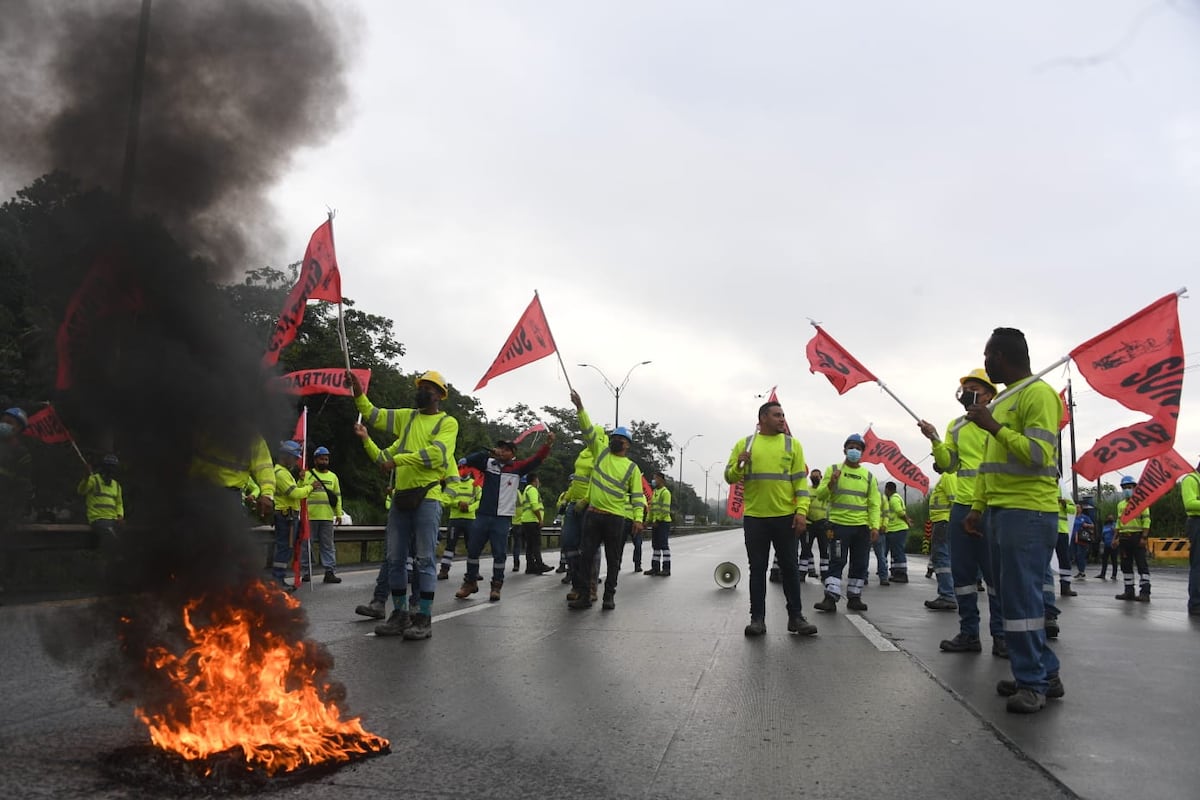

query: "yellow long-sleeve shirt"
xmin=723 ymin=432 xmax=809 ymax=518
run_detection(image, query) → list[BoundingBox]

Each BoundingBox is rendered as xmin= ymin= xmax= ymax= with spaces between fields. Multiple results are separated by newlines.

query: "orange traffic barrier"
xmin=1148 ymin=538 xmax=1190 ymax=559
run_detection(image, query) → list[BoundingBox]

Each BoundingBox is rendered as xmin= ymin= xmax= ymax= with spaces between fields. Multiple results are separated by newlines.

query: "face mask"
xmin=845 ymin=449 xmax=862 ymax=463
xmin=0 ymin=423 xmax=13 ymax=439
xmin=1122 ymin=488 xmax=1133 ymax=499
xmin=415 ymin=388 xmax=438 ymax=408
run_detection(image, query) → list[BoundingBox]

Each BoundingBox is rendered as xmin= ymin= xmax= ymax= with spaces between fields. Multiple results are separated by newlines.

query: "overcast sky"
xmin=262 ymin=1 xmax=1200 ymax=497
xmin=15 ymin=1 xmax=1200 ymax=498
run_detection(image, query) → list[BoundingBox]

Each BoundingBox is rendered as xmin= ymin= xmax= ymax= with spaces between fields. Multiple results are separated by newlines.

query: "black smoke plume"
xmin=0 ymin=1 xmax=360 ymax=716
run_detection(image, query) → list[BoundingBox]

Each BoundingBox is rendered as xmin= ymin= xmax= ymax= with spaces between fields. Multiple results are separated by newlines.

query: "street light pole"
xmin=577 ymin=360 xmax=652 ymax=427
xmin=691 ymin=459 xmax=721 ymax=520
xmin=677 ymin=433 xmax=702 ymax=520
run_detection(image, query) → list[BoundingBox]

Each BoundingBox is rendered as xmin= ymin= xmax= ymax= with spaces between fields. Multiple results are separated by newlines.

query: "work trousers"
xmin=930 ymin=520 xmax=954 ymax=601
xmin=824 ymin=524 xmax=871 ymax=600
xmin=1187 ymin=516 xmax=1200 ymax=613
xmin=949 ymin=503 xmax=1002 ymax=639
xmin=576 ymin=510 xmax=626 ymax=595
xmin=744 ymin=515 xmax=803 ymax=621
xmin=522 ymin=521 xmax=546 ymax=568
xmin=987 ymin=507 xmax=1061 ymax=696
xmin=441 ymin=519 xmax=472 ymax=570
xmin=467 ymin=514 xmax=512 ymax=584
xmin=799 ymin=519 xmax=831 ymax=578
xmin=650 ymin=520 xmax=671 ymax=573
xmin=1117 ymin=534 xmax=1151 ymax=595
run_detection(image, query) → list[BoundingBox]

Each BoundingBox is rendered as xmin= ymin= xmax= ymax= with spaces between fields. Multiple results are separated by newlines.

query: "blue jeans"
xmin=884 ymin=529 xmax=908 ymax=575
xmin=949 ymin=503 xmax=1001 ymax=639
xmin=309 ymin=519 xmax=336 ymax=574
xmin=1072 ymin=543 xmax=1088 ymax=574
xmin=467 ymin=514 xmax=512 ymax=584
xmin=825 ymin=524 xmax=871 ymax=599
xmin=986 ymin=507 xmax=1061 ymax=695
xmin=272 ymin=512 xmax=296 ymax=581
xmin=385 ymin=497 xmax=441 ymax=607
xmin=744 ymin=515 xmax=803 ymax=620
xmin=930 ymin=520 xmax=954 ymax=601
xmin=1188 ymin=516 xmax=1200 ymax=612
xmin=872 ymin=535 xmax=887 ymax=579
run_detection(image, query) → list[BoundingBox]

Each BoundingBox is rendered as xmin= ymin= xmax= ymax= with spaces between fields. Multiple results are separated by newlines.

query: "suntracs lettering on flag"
xmin=725 ymin=479 xmax=745 ymax=520
xmin=806 ymin=325 xmax=878 ymax=395
xmin=263 ymin=220 xmax=342 ymax=367
xmin=22 ymin=406 xmax=72 ymax=444
xmin=1119 ymin=448 xmax=1192 ymax=524
xmin=861 ymin=428 xmax=929 ymax=494
xmin=475 ymin=294 xmax=557 ymax=390
xmin=1069 ymin=293 xmax=1185 ymax=480
xmin=278 ymin=368 xmax=371 ymax=397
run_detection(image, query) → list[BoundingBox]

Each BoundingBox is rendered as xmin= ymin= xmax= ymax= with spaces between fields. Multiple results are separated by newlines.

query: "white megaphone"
xmin=714 ymin=561 xmax=741 ymax=589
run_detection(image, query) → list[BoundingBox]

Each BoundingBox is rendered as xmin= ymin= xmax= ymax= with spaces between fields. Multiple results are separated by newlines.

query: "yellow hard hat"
xmin=415 ymin=370 xmax=449 ymax=398
xmin=959 ymin=368 xmax=997 ymax=393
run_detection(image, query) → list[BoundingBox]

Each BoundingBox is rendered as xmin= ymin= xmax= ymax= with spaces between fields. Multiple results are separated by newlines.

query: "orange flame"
xmin=134 ymin=580 xmax=387 ymax=775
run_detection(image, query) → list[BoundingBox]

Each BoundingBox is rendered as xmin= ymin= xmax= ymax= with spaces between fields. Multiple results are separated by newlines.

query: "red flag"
xmin=765 ymin=386 xmax=792 ymax=435
xmin=292 ymin=407 xmax=310 ymax=586
xmin=263 ymin=220 xmax=343 ymax=367
xmin=55 ymin=256 xmax=144 ymax=390
xmin=22 ymin=407 xmax=72 ymax=444
xmin=1058 ymin=388 xmax=1071 ymax=431
xmin=513 ymin=421 xmax=548 ymax=444
xmin=806 ymin=325 xmax=878 ymax=395
xmin=861 ymin=428 xmax=929 ymax=494
xmin=725 ymin=479 xmax=745 ymax=520
xmin=1069 ymin=293 xmax=1184 ymax=480
xmin=1119 ymin=448 xmax=1193 ymax=524
xmin=278 ymin=368 xmax=371 ymax=397
xmin=475 ymin=294 xmax=557 ymax=390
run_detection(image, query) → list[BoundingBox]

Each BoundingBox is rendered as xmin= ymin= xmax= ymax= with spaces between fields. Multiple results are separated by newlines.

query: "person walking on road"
xmin=724 ymin=400 xmax=817 ymax=636
xmin=813 ymin=434 xmax=881 ymax=614
xmin=1113 ymin=474 xmax=1152 ymax=603
xmin=964 ymin=327 xmax=1064 ymax=714
xmin=917 ymin=369 xmax=1006 ymax=658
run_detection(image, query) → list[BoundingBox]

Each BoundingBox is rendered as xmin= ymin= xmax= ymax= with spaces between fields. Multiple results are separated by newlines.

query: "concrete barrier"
xmin=1148 ymin=537 xmax=1191 ymax=559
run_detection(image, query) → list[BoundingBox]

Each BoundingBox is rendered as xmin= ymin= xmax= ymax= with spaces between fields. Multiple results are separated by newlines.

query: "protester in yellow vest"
xmin=439 ymin=461 xmax=481 ymax=581
xmin=798 ymin=468 xmax=831 ymax=581
xmin=1114 ymin=474 xmax=1152 ymax=602
xmin=1181 ymin=462 xmax=1200 ymax=616
xmin=923 ymin=470 xmax=958 ymax=611
xmin=77 ymin=454 xmax=124 ymax=536
xmin=646 ymin=472 xmax=673 ymax=576
xmin=518 ymin=474 xmax=553 ymax=574
xmin=271 ymin=440 xmax=313 ymax=592
xmin=304 ymin=445 xmax=343 ymax=584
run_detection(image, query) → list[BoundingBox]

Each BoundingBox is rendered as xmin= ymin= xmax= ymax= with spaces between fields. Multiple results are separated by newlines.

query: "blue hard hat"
xmin=844 ymin=433 xmax=865 ymax=447
xmin=611 ymin=426 xmax=632 ymax=441
xmin=457 ymin=458 xmax=467 ymax=466
xmin=279 ymin=440 xmax=303 ymax=458
xmin=101 ymin=454 xmax=119 ymax=467
xmin=1119 ymin=475 xmax=1137 ymax=487
xmin=3 ymin=407 xmax=28 ymax=429
xmin=313 ymin=446 xmax=330 ymax=457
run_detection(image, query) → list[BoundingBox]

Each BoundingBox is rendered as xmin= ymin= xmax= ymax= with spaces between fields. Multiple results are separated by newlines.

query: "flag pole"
xmin=536 ymin=289 xmax=575 ymax=394
xmin=876 ymin=381 xmax=922 ymax=422
xmin=949 ymin=355 xmax=1071 ymax=435
xmin=327 ymin=209 xmax=352 ymax=373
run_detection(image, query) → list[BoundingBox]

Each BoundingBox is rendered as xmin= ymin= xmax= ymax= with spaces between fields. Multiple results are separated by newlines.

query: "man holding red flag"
xmin=964 ymin=328 xmax=1064 ymax=714
xmin=271 ymin=440 xmax=313 ymax=593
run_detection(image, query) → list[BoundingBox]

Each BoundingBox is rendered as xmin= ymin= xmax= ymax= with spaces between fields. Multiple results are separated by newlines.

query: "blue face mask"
xmin=0 ymin=423 xmax=13 ymax=439
xmin=845 ymin=449 xmax=862 ymax=463
xmin=1122 ymin=488 xmax=1133 ymax=499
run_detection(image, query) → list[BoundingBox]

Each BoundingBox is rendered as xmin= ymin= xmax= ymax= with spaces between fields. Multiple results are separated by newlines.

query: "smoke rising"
xmin=0 ymin=0 xmax=361 ymax=715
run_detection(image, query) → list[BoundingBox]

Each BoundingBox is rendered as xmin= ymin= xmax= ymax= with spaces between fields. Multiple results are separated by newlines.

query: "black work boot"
xmin=601 ymin=590 xmax=615 ymax=610
xmin=846 ymin=595 xmax=868 ymax=612
xmin=813 ymin=594 xmax=837 ymax=613
xmin=1116 ymin=588 xmax=1136 ymax=601
xmin=939 ymin=633 xmax=982 ymax=653
xmin=355 ymin=599 xmax=386 ymax=619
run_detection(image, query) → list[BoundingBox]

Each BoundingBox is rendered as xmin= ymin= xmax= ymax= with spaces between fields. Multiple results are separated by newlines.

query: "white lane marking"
xmin=845 ymin=614 xmax=899 ymax=652
xmin=365 ymin=601 xmax=494 ymax=635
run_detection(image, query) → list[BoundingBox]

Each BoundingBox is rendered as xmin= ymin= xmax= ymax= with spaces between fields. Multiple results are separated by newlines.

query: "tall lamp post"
xmin=691 ymin=459 xmax=721 ymax=520
xmin=677 ymin=433 xmax=702 ymax=520
xmin=577 ymin=360 xmax=652 ymax=427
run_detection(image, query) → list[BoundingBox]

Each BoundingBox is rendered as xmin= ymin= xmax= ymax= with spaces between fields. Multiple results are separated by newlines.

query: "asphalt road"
xmin=1 ymin=528 xmax=1195 ymax=799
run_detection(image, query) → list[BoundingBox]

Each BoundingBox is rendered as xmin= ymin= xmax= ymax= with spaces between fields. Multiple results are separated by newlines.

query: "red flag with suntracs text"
xmin=22 ymin=406 xmax=72 ymax=444
xmin=861 ymin=427 xmax=929 ymax=494
xmin=1069 ymin=293 xmax=1184 ymax=480
xmin=806 ymin=325 xmax=878 ymax=395
xmin=278 ymin=368 xmax=371 ymax=397
xmin=1119 ymin=448 xmax=1193 ymax=524
xmin=475 ymin=294 xmax=557 ymax=390
xmin=263 ymin=220 xmax=342 ymax=367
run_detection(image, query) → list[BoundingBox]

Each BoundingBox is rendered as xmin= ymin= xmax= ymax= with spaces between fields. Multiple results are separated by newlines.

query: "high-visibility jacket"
xmin=723 ymin=432 xmax=809 ymax=519
xmin=355 ymin=395 xmax=458 ymax=491
xmin=1181 ymin=472 xmax=1200 ymax=518
xmin=807 ymin=492 xmax=829 ymax=522
xmin=928 ymin=472 xmax=957 ymax=523
xmin=444 ymin=476 xmax=481 ymax=520
xmin=304 ymin=468 xmax=343 ymax=521
xmin=930 ymin=417 xmax=988 ymax=509
xmin=517 ymin=484 xmax=543 ymax=525
xmin=1057 ymin=494 xmax=1071 ymax=536
xmin=273 ymin=464 xmax=313 ymax=514
xmin=1115 ymin=499 xmax=1150 ymax=536
xmin=190 ymin=436 xmax=275 ymax=498
xmin=651 ymin=486 xmax=672 ymax=522
xmin=815 ymin=462 xmax=881 ymax=529
xmin=970 ymin=379 xmax=1061 ymax=513
xmin=578 ymin=407 xmax=645 ymax=522
xmin=77 ymin=474 xmax=124 ymax=523
xmin=884 ymin=493 xmax=908 ymax=532
xmin=564 ymin=443 xmax=597 ymax=504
